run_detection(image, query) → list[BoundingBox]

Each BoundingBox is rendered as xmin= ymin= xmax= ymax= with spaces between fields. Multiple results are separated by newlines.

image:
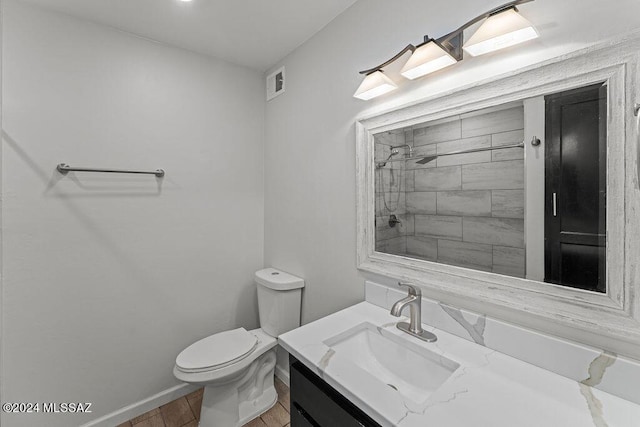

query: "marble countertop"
xmin=279 ymin=302 xmax=640 ymax=427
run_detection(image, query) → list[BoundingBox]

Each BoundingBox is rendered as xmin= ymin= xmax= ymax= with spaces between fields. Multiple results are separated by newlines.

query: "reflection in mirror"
xmin=374 ymin=83 xmax=607 ymax=293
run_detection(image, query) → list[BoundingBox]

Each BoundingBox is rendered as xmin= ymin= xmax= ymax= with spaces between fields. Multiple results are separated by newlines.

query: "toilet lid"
xmin=176 ymin=328 xmax=258 ymax=372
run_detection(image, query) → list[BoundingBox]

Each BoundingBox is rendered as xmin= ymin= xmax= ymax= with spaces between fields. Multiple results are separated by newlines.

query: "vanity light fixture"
xmin=400 ymin=38 xmax=459 ymax=80
xmin=353 ymin=0 xmax=537 ymax=100
xmin=463 ymin=7 xmax=539 ymax=56
xmin=353 ymin=70 xmax=398 ymax=101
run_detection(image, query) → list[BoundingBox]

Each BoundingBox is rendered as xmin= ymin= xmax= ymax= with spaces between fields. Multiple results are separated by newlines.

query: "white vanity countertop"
xmin=279 ymin=302 xmax=640 ymax=427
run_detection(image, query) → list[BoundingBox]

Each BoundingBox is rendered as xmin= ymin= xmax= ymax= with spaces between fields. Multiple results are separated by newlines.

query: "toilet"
xmin=173 ymin=268 xmax=304 ymax=427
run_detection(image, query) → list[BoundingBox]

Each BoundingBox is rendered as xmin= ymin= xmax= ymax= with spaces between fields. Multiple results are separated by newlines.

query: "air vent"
xmin=266 ymin=66 xmax=285 ymax=101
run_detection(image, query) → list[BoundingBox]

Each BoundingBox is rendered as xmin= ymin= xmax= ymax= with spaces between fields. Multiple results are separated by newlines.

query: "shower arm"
xmin=416 ymin=142 xmax=524 ymax=164
xmin=391 ymin=144 xmax=414 ymax=157
xmin=377 ymin=142 xmax=524 ymax=165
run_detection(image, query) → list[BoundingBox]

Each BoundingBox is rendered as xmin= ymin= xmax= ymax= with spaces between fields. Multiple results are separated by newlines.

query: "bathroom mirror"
xmin=356 ymin=36 xmax=640 ymax=357
xmin=374 ymin=83 xmax=607 ymax=293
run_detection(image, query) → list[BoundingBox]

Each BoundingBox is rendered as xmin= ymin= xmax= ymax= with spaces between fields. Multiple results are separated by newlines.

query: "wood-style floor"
xmin=118 ymin=377 xmax=291 ymax=427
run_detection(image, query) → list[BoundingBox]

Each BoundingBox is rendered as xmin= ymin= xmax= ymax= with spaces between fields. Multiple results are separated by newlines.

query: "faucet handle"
xmin=398 ymin=282 xmax=422 ymax=297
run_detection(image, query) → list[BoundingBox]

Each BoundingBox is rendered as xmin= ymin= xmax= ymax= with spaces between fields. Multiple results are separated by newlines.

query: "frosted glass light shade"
xmin=353 ymin=71 xmax=397 ymax=100
xmin=400 ymin=41 xmax=457 ymax=80
xmin=463 ymin=8 xmax=538 ymax=57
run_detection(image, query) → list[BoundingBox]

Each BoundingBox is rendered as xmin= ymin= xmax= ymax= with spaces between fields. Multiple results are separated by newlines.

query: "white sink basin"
xmin=323 ymin=322 xmax=459 ymax=406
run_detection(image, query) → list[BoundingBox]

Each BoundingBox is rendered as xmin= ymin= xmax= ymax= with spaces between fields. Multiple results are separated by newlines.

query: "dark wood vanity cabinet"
xmin=289 ymin=356 xmax=381 ymax=427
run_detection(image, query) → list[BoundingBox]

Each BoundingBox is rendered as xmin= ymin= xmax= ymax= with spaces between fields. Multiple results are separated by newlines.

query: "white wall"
xmin=264 ymin=0 xmax=640 ymax=325
xmin=1 ymin=1 xmax=264 ymax=426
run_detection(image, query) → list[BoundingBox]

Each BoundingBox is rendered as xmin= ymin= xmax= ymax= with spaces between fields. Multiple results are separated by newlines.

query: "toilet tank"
xmin=255 ymin=268 xmax=304 ymax=337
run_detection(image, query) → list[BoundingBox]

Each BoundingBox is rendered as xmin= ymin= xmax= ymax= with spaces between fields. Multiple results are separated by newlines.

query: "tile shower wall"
xmin=376 ymin=106 xmax=526 ymax=277
xmin=375 ymin=130 xmax=410 ymax=255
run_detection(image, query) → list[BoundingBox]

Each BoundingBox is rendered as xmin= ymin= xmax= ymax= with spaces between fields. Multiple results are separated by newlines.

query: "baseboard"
xmin=79 ymin=383 xmax=199 ymax=427
xmin=275 ymin=364 xmax=290 ymax=386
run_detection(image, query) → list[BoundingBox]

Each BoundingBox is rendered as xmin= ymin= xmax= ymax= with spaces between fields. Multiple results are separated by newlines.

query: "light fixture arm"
xmin=358 ymin=0 xmax=535 ymax=75
xmin=439 ymin=0 xmax=534 ymax=45
xmin=359 ymin=44 xmax=416 ymax=75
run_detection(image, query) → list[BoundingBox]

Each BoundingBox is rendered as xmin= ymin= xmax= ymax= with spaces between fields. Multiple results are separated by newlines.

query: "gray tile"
xmin=406 ymin=171 xmax=415 ymax=192
xmin=375 ymin=214 xmax=414 ymax=240
xmin=375 ymin=236 xmax=406 ymax=255
xmin=492 ymin=147 xmax=524 ymax=161
xmin=462 ymin=160 xmax=524 ymax=190
xmin=414 ymin=166 xmax=461 ymax=191
xmin=376 ymin=215 xmax=405 ymax=241
xmin=463 ymin=217 xmax=525 ymax=248
xmin=461 ymin=106 xmax=524 ymax=138
xmin=376 ymin=167 xmax=406 ymax=194
xmin=406 ymin=236 xmax=438 ymax=261
xmin=413 ymin=145 xmax=438 ymax=156
xmin=404 ymin=214 xmax=415 ymax=234
xmin=415 ymin=215 xmax=462 ymax=240
xmin=374 ymin=132 xmax=397 ymax=146
xmin=375 ymin=193 xmax=406 ymax=216
xmin=375 ymin=143 xmax=391 ymax=162
xmin=436 ymin=136 xmax=491 ymax=167
xmin=492 ymin=129 xmax=525 ymax=147
xmin=406 ymin=192 xmax=437 ymax=214
xmin=437 ymin=136 xmax=491 ymax=154
xmin=493 ymin=246 xmax=526 ymax=278
xmin=492 ymin=190 xmax=524 ymax=219
xmin=437 ymin=190 xmax=491 ymax=216
xmin=438 ymin=151 xmax=491 ymax=167
xmin=404 ymin=129 xmax=414 ymax=144
xmin=437 ymin=239 xmax=493 ymax=271
xmin=413 ymin=119 xmax=461 ymax=146
xmin=406 ymin=144 xmax=437 ymax=170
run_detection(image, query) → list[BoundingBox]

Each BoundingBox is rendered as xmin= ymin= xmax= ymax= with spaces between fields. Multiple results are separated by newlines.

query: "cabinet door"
xmin=290 ymin=357 xmax=381 ymax=427
xmin=290 ymin=403 xmax=319 ymax=427
xmin=544 ymin=83 xmax=607 ymax=292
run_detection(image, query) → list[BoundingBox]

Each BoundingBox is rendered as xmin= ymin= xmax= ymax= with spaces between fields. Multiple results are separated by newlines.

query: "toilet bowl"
xmin=173 ymin=268 xmax=304 ymax=427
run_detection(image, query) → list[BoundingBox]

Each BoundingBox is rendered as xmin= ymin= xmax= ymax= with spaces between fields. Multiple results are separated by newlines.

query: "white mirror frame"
xmin=356 ymin=33 xmax=640 ymax=358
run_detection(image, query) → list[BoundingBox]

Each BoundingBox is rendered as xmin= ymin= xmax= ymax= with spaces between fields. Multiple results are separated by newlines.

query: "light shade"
xmin=463 ymin=8 xmax=538 ymax=57
xmin=401 ymin=41 xmax=457 ymax=80
xmin=353 ymin=71 xmax=398 ymax=100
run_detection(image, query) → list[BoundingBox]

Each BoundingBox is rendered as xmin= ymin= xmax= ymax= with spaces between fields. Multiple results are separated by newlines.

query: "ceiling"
xmin=20 ymin=0 xmax=358 ymax=71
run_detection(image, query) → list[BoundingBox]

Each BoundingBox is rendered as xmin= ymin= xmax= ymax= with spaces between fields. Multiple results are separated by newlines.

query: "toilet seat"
xmin=175 ymin=328 xmax=258 ymax=373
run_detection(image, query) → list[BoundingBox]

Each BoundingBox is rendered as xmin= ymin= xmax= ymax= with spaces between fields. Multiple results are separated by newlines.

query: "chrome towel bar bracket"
xmin=57 ymin=163 xmax=165 ymax=178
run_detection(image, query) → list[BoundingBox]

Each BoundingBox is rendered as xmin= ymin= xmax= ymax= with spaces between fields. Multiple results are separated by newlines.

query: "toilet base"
xmin=198 ymin=348 xmax=277 ymax=427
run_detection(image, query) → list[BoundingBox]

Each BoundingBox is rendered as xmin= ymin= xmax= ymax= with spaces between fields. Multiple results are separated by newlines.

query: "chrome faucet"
xmin=390 ymin=282 xmax=437 ymax=342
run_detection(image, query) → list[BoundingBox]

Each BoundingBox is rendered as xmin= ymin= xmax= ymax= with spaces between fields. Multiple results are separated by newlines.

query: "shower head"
xmin=376 ymin=149 xmax=400 ymax=168
xmin=415 ymin=155 xmax=437 ymax=165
